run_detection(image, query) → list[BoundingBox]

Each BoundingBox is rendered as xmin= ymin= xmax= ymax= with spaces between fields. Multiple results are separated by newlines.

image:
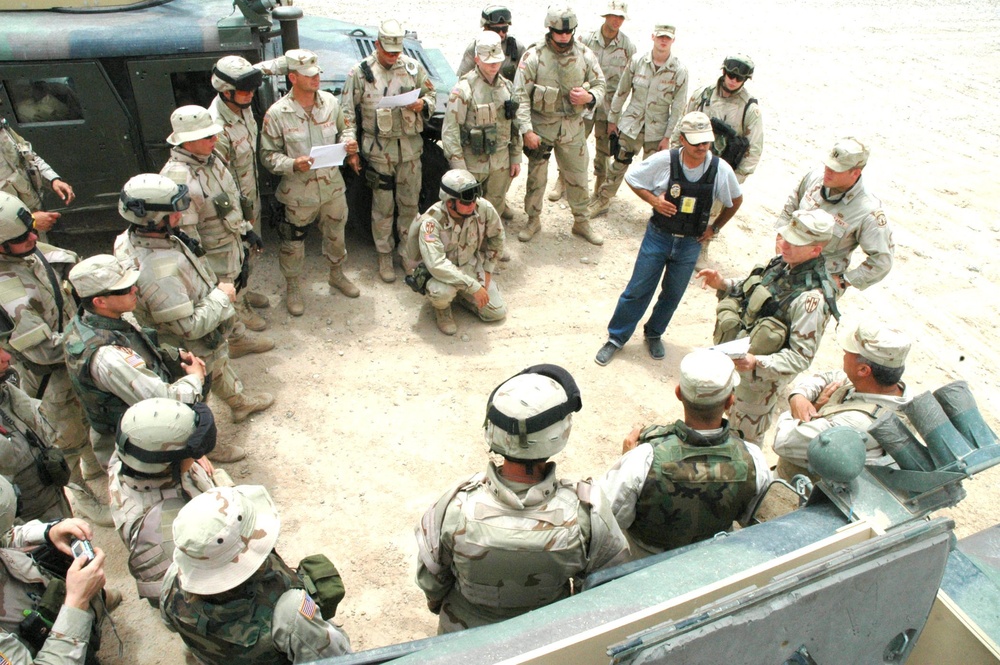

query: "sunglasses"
xmin=487 ymin=25 xmax=509 ymax=34
xmin=5 ymin=228 xmax=33 ymax=245
xmin=101 ymin=285 xmax=135 ymax=297
xmin=724 ymin=70 xmax=748 ymax=83
xmin=550 ymin=28 xmax=575 ymax=35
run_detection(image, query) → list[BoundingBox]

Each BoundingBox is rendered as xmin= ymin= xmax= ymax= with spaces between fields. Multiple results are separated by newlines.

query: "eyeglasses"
xmin=724 ymin=70 xmax=747 ymax=83
xmin=550 ymin=28 xmax=575 ymax=35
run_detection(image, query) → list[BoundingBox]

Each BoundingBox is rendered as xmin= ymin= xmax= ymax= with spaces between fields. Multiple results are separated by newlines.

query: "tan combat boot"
xmin=592 ymin=174 xmax=606 ymax=199
xmin=66 ymin=483 xmax=114 ymax=527
xmin=328 ymin=264 xmax=360 ymax=298
xmin=587 ymin=195 xmax=611 ymax=219
xmin=226 ymin=391 xmax=275 ymax=423
xmin=238 ymin=297 xmax=267 ymax=331
xmin=286 ymin=279 xmax=304 ymax=316
xmin=518 ymin=216 xmax=541 ymax=242
xmin=378 ymin=252 xmax=396 ymax=283
xmin=500 ymin=204 xmax=514 ymax=221
xmin=547 ymin=175 xmax=565 ymax=201
xmin=208 ymin=443 xmax=248 ymax=463
xmin=228 ymin=333 xmax=275 ymax=359
xmin=434 ymin=305 xmax=457 ymax=335
xmin=572 ymin=219 xmax=604 ymax=246
xmin=245 ymin=290 xmax=270 ymax=308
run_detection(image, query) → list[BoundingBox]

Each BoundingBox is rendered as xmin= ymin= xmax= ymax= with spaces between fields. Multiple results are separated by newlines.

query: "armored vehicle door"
xmin=0 ymin=60 xmax=139 ymax=225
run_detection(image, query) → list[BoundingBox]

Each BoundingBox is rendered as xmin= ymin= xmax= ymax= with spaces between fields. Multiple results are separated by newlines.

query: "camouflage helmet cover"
xmin=172 ymin=485 xmax=281 ymax=594
xmin=0 ymin=191 xmax=33 ymax=244
xmin=723 ymin=54 xmax=755 ymax=79
xmin=439 ymin=169 xmax=482 ymax=203
xmin=118 ymin=173 xmax=190 ymax=226
xmin=480 ymin=4 xmax=512 ymax=27
xmin=545 ymin=4 xmax=578 ymax=31
xmin=116 ymin=398 xmax=216 ymax=474
xmin=485 ymin=364 xmax=582 ymax=460
xmin=212 ymin=55 xmax=263 ymax=93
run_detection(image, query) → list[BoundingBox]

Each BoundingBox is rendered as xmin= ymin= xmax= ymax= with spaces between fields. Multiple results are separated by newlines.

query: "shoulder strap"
xmin=31 ymin=248 xmax=66 ymax=333
xmin=697 ymin=85 xmax=713 ymax=112
xmin=741 ymin=97 xmax=758 ymax=130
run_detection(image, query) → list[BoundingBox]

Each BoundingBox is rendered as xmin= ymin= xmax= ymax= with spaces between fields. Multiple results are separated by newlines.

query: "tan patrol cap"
xmin=679 ymin=111 xmax=713 ymax=144
xmin=166 ymin=105 xmax=222 ymax=146
xmin=824 ymin=137 xmax=869 ymax=172
xmin=679 ymin=350 xmax=740 ymax=405
xmin=378 ymin=19 xmax=406 ymax=53
xmin=172 ymin=485 xmax=280 ymax=594
xmin=284 ymin=49 xmax=322 ymax=77
xmin=652 ymin=24 xmax=675 ymax=38
xmin=69 ymin=254 xmax=139 ymax=298
xmin=837 ymin=319 xmax=910 ymax=369
xmin=779 ymin=209 xmax=835 ymax=246
xmin=602 ymin=1 xmax=628 ymax=18
xmin=475 ymin=31 xmax=505 ymax=64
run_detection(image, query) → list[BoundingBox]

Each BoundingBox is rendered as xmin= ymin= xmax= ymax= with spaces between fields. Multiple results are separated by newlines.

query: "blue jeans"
xmin=607 ymin=222 xmax=703 ymax=346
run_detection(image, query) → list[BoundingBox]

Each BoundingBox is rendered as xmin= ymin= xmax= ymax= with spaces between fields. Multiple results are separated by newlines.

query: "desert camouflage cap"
xmin=779 ymin=208 xmax=835 ymax=246
xmin=679 ymin=350 xmax=739 ymax=406
xmin=475 ymin=31 xmax=505 ymax=64
xmin=167 ymin=105 xmax=222 ymax=146
xmin=378 ymin=19 xmax=406 ymax=53
xmin=679 ymin=111 xmax=713 ymax=144
xmin=652 ymin=24 xmax=675 ymax=38
xmin=602 ymin=0 xmax=627 ymax=18
xmin=284 ymin=49 xmax=322 ymax=77
xmin=837 ymin=319 xmax=910 ymax=369
xmin=69 ymin=254 xmax=138 ymax=298
xmin=172 ymin=485 xmax=280 ymax=594
xmin=0 ymin=475 xmax=16 ymax=535
xmin=824 ymin=136 xmax=869 ymax=172
xmin=0 ymin=191 xmax=33 ymax=244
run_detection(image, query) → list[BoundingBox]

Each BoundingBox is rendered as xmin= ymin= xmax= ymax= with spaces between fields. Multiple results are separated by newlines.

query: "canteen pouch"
xmin=297 ymin=554 xmax=346 ymax=620
xmin=748 ymin=316 xmax=788 ymax=355
xmin=239 ymin=195 xmax=254 ymax=221
xmin=211 ymin=191 xmax=234 ymax=220
xmin=714 ymin=297 xmax=743 ymax=345
xmin=35 ymin=446 xmax=70 ymax=488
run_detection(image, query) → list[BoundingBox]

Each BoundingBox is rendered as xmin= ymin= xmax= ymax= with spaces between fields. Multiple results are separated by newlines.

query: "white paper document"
xmin=309 ymin=143 xmax=348 ymax=169
xmin=709 ymin=336 xmax=751 ymax=359
xmin=376 ymin=89 xmax=420 ymax=109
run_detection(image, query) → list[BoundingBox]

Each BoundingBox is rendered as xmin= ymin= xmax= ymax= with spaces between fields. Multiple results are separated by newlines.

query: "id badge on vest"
xmin=669 ymin=183 xmax=697 ymax=215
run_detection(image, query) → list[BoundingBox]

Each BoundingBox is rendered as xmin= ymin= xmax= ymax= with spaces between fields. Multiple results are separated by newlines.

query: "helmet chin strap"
xmin=447 ymin=200 xmax=476 ymax=219
xmin=546 ymin=32 xmax=574 ymax=53
xmin=223 ymin=91 xmax=252 ymax=109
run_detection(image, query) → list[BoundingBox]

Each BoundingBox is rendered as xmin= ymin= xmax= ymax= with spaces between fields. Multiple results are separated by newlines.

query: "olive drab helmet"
xmin=722 ymin=54 xmax=755 ymax=80
xmin=212 ymin=56 xmax=263 ymax=109
xmin=0 ymin=191 xmax=33 ymax=244
xmin=545 ymin=4 xmax=578 ymax=31
xmin=439 ymin=169 xmax=482 ymax=204
xmin=480 ymin=4 xmax=512 ymax=27
xmin=116 ymin=398 xmax=218 ymax=474
xmin=484 ymin=364 xmax=582 ymax=460
xmin=807 ymin=426 xmax=867 ymax=486
xmin=118 ymin=173 xmax=191 ymax=228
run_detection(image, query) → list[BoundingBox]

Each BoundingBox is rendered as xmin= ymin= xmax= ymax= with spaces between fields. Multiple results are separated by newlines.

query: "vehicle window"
xmin=170 ymin=70 xmax=215 ymax=108
xmin=6 ymin=77 xmax=84 ymax=124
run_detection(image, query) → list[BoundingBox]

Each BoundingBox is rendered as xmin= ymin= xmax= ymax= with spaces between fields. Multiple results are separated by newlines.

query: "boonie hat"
xmin=779 ymin=208 xmax=835 ymax=246
xmin=172 ymin=485 xmax=280 ymax=595
xmin=824 ymin=137 xmax=869 ymax=172
xmin=285 ymin=49 xmax=322 ymax=77
xmin=378 ymin=19 xmax=406 ymax=53
xmin=679 ymin=111 xmax=713 ymax=145
xmin=679 ymin=350 xmax=740 ymax=405
xmin=652 ymin=24 xmax=675 ymax=38
xmin=475 ymin=31 xmax=505 ymax=64
xmin=837 ymin=319 xmax=910 ymax=369
xmin=69 ymin=254 xmax=139 ymax=298
xmin=602 ymin=1 xmax=628 ymax=18
xmin=166 ymin=106 xmax=222 ymax=146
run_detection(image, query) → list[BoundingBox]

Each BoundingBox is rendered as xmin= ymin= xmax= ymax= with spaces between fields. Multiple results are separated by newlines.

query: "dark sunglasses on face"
xmin=724 ymin=70 xmax=747 ymax=83
xmin=102 ymin=285 xmax=135 ymax=297
xmin=6 ymin=229 xmax=33 ymax=245
xmin=487 ymin=24 xmax=509 ymax=34
xmin=550 ymin=28 xmax=574 ymax=35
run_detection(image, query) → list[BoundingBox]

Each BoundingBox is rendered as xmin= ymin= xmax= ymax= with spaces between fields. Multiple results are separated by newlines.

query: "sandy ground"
xmin=47 ymin=0 xmax=1000 ymax=661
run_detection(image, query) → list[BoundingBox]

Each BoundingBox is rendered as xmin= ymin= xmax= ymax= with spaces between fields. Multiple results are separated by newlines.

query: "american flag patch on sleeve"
xmin=299 ymin=592 xmax=317 ymax=620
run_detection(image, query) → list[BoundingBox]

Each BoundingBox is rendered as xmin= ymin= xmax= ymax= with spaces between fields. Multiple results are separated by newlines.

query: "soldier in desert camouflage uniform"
xmin=342 ymin=21 xmax=437 ymax=284
xmin=697 ymin=209 xmax=839 ymax=443
xmin=113 ymin=174 xmax=274 ymax=431
xmin=0 ymin=191 xmax=110 ymax=525
xmin=456 ymin=5 xmax=525 ymax=84
xmin=0 ymin=117 xmax=74 ymax=232
xmin=442 ymin=32 xmax=522 ymax=224
xmin=589 ymin=24 xmax=688 ymax=217
xmin=109 ymin=398 xmax=229 ymax=604
xmin=160 ymin=484 xmax=352 ymax=663
xmin=260 ymin=49 xmax=361 ymax=315
xmin=415 ymin=365 xmax=628 ymax=633
xmin=514 ymin=5 xmax=606 ymax=245
xmin=0 ymin=476 xmax=108 ymax=665
xmin=600 ymin=350 xmax=771 ymax=560
xmin=580 ymin=1 xmax=635 ymax=200
xmin=162 ymin=105 xmax=275 ymax=359
xmin=0 ymin=329 xmax=72 ymax=523
xmin=775 ymin=137 xmax=893 ymax=297
xmin=404 ymin=170 xmax=506 ymax=336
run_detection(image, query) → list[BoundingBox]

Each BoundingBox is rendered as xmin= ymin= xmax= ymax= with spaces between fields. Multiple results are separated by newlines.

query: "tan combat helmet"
xmin=439 ymin=169 xmax=482 ymax=204
xmin=116 ymin=398 xmax=217 ymax=475
xmin=484 ymin=364 xmax=582 ymax=460
xmin=722 ymin=54 xmax=755 ymax=80
xmin=545 ymin=4 xmax=578 ymax=31
xmin=118 ymin=173 xmax=190 ymax=227
xmin=212 ymin=55 xmax=264 ymax=105
xmin=0 ymin=191 xmax=33 ymax=244
xmin=480 ymin=4 xmax=512 ymax=28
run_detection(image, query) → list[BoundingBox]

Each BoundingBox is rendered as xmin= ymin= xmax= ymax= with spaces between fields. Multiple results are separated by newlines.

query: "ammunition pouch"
xmin=748 ymin=316 xmax=788 ymax=356
xmin=375 ymin=107 xmax=399 ymax=136
xmin=713 ymin=297 xmax=743 ymax=345
xmin=405 ymin=263 xmax=432 ymax=295
xmin=503 ymin=99 xmax=519 ymax=120
xmin=211 ymin=191 xmax=234 ymax=220
xmin=297 ymin=554 xmax=346 ymax=621
xmin=610 ymin=133 xmax=635 ymax=165
xmin=363 ymin=164 xmax=395 ymax=191
xmin=531 ymin=85 xmax=560 ymax=114
xmin=461 ymin=125 xmax=499 ymax=156
xmin=523 ymin=140 xmax=553 ymax=161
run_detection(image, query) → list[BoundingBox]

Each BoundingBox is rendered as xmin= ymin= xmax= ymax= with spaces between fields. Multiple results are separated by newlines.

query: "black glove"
xmin=242 ymin=230 xmax=264 ymax=252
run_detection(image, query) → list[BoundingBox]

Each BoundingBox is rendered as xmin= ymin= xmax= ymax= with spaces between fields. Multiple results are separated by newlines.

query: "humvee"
xmin=0 ymin=0 xmax=456 ymax=233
